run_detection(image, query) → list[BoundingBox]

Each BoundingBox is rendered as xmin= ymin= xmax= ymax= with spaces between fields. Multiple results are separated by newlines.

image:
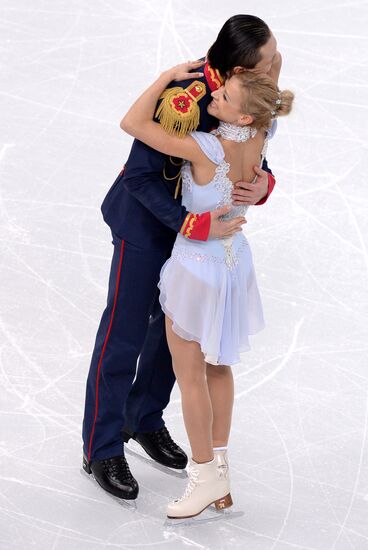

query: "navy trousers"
xmin=82 ymin=233 xmax=176 ymax=462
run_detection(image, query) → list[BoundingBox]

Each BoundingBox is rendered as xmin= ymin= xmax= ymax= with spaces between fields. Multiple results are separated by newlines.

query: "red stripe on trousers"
xmin=87 ymin=239 xmax=125 ymax=463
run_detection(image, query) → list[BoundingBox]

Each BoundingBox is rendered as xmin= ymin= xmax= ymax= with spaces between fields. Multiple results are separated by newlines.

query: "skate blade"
xmin=164 ymin=509 xmax=244 ymax=527
xmin=80 ymin=468 xmax=138 ymax=510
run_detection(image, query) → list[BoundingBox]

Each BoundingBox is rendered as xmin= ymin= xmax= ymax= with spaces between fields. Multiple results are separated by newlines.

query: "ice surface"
xmin=1 ymin=1 xmax=368 ymax=548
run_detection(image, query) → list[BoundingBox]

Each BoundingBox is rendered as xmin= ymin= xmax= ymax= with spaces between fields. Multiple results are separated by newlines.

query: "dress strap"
xmin=189 ymin=131 xmax=225 ymax=165
xmin=267 ymin=119 xmax=277 ymax=140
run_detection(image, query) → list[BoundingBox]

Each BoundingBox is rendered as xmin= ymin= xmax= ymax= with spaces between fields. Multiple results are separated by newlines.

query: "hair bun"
xmin=277 ymin=90 xmax=295 ymax=117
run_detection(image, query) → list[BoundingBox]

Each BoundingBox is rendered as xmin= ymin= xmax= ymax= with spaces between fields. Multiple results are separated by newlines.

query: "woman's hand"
xmin=164 ymin=60 xmax=205 ymax=82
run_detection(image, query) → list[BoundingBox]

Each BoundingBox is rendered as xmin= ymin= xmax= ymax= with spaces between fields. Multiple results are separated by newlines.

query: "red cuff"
xmin=180 ymin=212 xmax=211 ymax=241
xmin=255 ymin=173 xmax=276 ymax=205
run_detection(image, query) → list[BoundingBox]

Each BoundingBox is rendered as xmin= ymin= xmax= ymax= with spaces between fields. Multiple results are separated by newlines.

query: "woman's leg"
xmin=206 ymin=363 xmax=234 ymax=448
xmin=165 ymin=316 xmax=213 ymax=464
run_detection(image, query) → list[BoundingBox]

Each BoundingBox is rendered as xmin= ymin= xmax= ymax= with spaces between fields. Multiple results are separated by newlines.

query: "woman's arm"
xmin=120 ymin=61 xmax=206 ymax=162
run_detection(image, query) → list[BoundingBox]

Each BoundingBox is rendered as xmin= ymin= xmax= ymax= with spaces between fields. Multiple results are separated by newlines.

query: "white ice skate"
xmin=166 ymin=457 xmax=232 ymax=519
xmin=214 ymin=448 xmax=230 ymax=482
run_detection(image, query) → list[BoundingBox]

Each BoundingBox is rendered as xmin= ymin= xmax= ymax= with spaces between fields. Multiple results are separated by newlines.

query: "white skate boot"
xmin=214 ymin=448 xmax=230 ymax=482
xmin=166 ymin=457 xmax=232 ymax=519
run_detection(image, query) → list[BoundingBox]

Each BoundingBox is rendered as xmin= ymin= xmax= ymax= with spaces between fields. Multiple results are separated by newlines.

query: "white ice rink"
xmin=1 ymin=1 xmax=368 ymax=548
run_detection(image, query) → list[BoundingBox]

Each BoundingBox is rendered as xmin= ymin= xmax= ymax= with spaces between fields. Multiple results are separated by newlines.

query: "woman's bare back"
xmin=191 ymin=130 xmax=267 ymax=187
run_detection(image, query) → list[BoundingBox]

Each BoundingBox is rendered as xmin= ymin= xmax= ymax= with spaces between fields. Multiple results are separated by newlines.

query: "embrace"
xmin=82 ymin=14 xmax=294 ymax=519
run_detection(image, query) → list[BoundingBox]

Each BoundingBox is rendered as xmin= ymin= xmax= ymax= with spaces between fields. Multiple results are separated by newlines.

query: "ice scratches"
xmin=1 ymin=0 xmax=368 ymax=548
xmin=235 ymin=318 xmax=305 ymax=398
xmin=331 ymin=390 xmax=368 ymax=548
xmin=154 ymin=0 xmax=194 ymax=76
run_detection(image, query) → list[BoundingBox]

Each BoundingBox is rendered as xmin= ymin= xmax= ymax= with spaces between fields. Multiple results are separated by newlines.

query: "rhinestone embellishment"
xmin=214 ymin=121 xmax=258 ymax=142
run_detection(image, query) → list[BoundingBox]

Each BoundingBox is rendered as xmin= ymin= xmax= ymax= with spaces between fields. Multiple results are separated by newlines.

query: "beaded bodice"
xmin=180 ymin=130 xmax=268 ymax=220
xmin=175 ymin=130 xmax=268 ymax=270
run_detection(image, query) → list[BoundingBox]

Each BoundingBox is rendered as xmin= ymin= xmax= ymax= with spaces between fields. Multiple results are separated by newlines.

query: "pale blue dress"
xmin=158 ymin=130 xmax=268 ymax=366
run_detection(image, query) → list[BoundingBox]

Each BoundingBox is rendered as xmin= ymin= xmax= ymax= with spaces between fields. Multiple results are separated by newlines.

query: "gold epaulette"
xmin=155 ymin=80 xmax=206 ymax=138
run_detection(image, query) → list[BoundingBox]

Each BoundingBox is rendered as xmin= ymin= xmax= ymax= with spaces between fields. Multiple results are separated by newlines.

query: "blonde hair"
xmin=235 ymin=73 xmax=294 ymax=130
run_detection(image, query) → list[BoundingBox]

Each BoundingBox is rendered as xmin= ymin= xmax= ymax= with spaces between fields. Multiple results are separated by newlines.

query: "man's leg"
xmin=82 ymin=236 xmax=167 ymax=464
xmin=123 ymin=290 xmax=176 ymax=433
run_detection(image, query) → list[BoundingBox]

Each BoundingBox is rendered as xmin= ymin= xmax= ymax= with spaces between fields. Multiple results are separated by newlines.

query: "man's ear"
xmin=232 ymin=66 xmax=247 ymax=74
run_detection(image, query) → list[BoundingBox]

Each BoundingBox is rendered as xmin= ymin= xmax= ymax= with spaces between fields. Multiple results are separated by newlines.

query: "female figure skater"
xmin=121 ymin=60 xmax=294 ymax=518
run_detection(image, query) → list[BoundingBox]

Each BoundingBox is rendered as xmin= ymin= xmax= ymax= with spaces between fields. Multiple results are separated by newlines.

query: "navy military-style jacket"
xmin=101 ymin=61 xmax=272 ymax=250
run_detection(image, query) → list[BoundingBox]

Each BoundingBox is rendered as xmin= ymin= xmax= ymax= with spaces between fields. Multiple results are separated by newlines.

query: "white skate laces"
xmin=175 ymin=463 xmax=200 ymax=503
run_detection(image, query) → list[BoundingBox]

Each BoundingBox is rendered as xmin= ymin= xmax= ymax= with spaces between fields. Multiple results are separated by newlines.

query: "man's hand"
xmin=208 ymin=206 xmax=246 ymax=239
xmin=231 ymin=166 xmax=269 ymax=206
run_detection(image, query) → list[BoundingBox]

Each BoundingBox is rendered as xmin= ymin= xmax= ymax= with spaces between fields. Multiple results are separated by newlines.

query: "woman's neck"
xmin=215 ymin=121 xmax=258 ymax=143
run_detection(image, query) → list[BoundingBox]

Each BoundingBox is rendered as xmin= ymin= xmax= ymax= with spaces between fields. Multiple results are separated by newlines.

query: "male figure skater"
xmin=82 ymin=14 xmax=281 ymax=500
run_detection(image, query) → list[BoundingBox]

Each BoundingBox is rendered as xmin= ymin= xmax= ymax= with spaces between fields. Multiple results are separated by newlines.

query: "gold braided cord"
xmin=163 ymin=164 xmax=181 ymax=181
xmin=174 ymin=173 xmax=182 ymax=199
xmin=169 ymin=156 xmax=183 ymax=166
xmin=163 ymin=160 xmax=183 ymax=198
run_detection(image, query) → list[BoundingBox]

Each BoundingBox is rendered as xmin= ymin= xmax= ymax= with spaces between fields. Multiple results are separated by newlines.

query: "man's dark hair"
xmin=207 ymin=15 xmax=271 ymax=76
